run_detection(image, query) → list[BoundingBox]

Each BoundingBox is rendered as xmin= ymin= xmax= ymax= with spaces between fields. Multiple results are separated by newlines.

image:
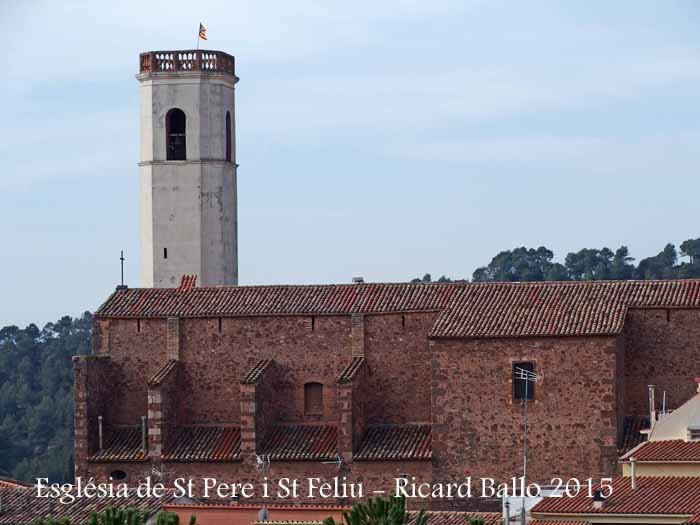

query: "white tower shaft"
xmin=137 ymin=51 xmax=238 ymax=288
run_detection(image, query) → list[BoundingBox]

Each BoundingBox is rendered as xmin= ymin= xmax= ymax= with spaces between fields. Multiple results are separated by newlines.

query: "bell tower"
xmin=137 ymin=50 xmax=238 ymax=287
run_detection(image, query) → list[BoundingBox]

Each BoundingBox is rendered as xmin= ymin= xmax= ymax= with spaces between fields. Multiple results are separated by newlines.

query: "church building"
xmin=73 ymin=49 xmax=700 ymax=510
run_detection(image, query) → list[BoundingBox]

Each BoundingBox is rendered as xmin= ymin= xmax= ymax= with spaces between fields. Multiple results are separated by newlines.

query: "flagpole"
xmin=196 ymin=24 xmax=200 ymax=51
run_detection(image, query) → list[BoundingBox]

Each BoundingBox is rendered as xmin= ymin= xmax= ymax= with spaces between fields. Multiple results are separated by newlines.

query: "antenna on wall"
xmin=116 ymin=250 xmax=128 ymax=291
xmin=514 ymin=367 xmax=544 ymax=480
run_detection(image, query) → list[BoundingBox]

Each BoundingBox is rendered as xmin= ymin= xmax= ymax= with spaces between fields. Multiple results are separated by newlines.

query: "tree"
xmin=410 ymin=274 xmax=452 ymax=283
xmin=324 ymin=496 xmax=425 ymax=525
xmin=0 ymin=313 xmax=92 ymax=483
xmin=89 ymin=508 xmax=146 ymax=525
xmin=637 ymin=244 xmax=678 ymax=279
xmin=680 ymin=238 xmax=700 ymax=265
xmin=472 ymin=246 xmax=563 ymax=282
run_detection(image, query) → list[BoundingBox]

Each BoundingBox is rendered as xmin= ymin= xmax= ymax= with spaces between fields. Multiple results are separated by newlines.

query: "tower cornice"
xmin=139 ymin=50 xmax=235 ymax=76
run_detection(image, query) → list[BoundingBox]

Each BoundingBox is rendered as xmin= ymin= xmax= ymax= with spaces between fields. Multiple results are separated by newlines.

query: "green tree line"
xmin=414 ymin=237 xmax=700 ymax=283
xmin=0 ymin=313 xmax=92 ymax=483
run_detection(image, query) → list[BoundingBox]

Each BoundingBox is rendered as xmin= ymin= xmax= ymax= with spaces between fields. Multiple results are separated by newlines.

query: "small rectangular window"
xmin=164 ymin=248 xmax=168 ymax=259
xmin=513 ymin=362 xmax=535 ymax=401
xmin=689 ymin=428 xmax=700 ymax=441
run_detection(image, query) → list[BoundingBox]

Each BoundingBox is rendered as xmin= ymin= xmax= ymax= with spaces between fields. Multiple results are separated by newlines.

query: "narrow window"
xmin=304 ymin=382 xmax=323 ymax=414
xmin=311 ymin=316 xmax=315 ymax=331
xmin=225 ymin=111 xmax=232 ymax=162
xmin=163 ymin=247 xmax=168 ymax=259
xmin=137 ymin=319 xmax=141 ymax=333
xmin=666 ymin=309 xmax=671 ymax=323
xmin=166 ymin=108 xmax=186 ymax=160
xmin=401 ymin=315 xmax=406 ymax=329
xmin=513 ymin=362 xmax=535 ymax=401
xmin=218 ymin=317 xmax=222 ymax=333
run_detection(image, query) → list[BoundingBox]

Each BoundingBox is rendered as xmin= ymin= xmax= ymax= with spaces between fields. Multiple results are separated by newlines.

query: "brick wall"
xmin=430 ymin=336 xmax=621 ymax=485
xmin=148 ymin=361 xmax=179 ymax=461
xmin=107 ymin=318 xmax=168 ymax=425
xmin=73 ymin=355 xmax=112 ymax=479
xmin=623 ymin=308 xmax=700 ymax=414
xmin=83 ymin=305 xmax=700 ymax=505
xmin=177 ymin=316 xmax=351 ymax=425
xmin=364 ymin=313 xmax=437 ymax=424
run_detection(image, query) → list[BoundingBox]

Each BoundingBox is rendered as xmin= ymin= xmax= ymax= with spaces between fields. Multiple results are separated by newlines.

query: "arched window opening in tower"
xmin=226 ymin=111 xmax=232 ymax=162
xmin=304 ymin=382 xmax=323 ymax=414
xmin=166 ymin=108 xmax=186 ymax=160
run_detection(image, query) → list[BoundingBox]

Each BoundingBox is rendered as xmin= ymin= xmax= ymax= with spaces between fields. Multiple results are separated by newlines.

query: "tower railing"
xmin=139 ymin=50 xmax=235 ymax=75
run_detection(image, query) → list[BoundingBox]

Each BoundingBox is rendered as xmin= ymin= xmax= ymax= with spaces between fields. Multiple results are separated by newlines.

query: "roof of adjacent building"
xmin=88 ymin=426 xmax=148 ymax=462
xmin=337 ymin=357 xmax=365 ymax=384
xmin=0 ymin=487 xmax=169 ymax=523
xmin=623 ymin=439 xmax=700 ymax=462
xmin=417 ymin=512 xmax=502 ymax=525
xmin=259 ymin=424 xmax=338 ymax=461
xmin=531 ymin=476 xmax=700 ymax=515
xmin=241 ymin=359 xmax=274 ymax=384
xmin=529 ymin=521 xmax=589 ymax=525
xmin=148 ymin=359 xmax=178 ymax=387
xmin=355 ymin=424 xmax=432 ymax=461
xmin=95 ymin=280 xmax=700 ymax=338
xmin=618 ymin=414 xmax=649 ymax=455
xmin=163 ymin=426 xmax=241 ymax=462
xmin=0 ymin=476 xmax=31 ymax=489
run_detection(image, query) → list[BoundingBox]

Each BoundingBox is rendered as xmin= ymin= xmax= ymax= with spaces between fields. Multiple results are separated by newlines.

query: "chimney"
xmin=648 ymin=385 xmax=656 ymax=426
xmin=592 ymin=489 xmax=606 ymax=510
xmin=630 ymin=457 xmax=637 ymax=490
xmin=352 ymin=276 xmax=364 ymax=284
xmin=98 ymin=416 xmax=104 ymax=450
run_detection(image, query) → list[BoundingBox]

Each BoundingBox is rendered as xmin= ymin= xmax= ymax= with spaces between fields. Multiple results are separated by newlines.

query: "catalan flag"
xmin=199 ymin=23 xmax=207 ymax=40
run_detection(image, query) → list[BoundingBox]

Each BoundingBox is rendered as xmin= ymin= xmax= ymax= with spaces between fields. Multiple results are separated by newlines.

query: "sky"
xmin=1 ymin=1 xmax=700 ymax=328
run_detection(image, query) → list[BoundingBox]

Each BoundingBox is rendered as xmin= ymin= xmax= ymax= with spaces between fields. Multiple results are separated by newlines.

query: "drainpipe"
xmin=648 ymin=385 xmax=656 ymax=427
xmin=503 ymin=500 xmax=510 ymax=525
xmin=98 ymin=416 xmax=103 ymax=450
xmin=630 ymin=457 xmax=637 ymax=490
xmin=141 ymin=416 xmax=147 ymax=453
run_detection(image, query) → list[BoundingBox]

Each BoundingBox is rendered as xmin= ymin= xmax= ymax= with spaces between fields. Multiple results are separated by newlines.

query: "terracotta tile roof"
xmin=618 ymin=415 xmax=649 ymax=455
xmin=416 ymin=512 xmax=502 ymax=525
xmin=163 ymin=426 xmax=241 ymax=462
xmin=241 ymin=359 xmax=274 ymax=384
xmin=177 ymin=274 xmax=197 ymax=292
xmin=0 ymin=487 xmax=169 ymax=523
xmin=530 ymin=521 xmax=589 ymax=525
xmin=355 ymin=424 xmax=431 ymax=460
xmin=148 ymin=359 xmax=178 ymax=387
xmin=95 ymin=280 xmax=700 ymax=338
xmin=431 ymin=280 xmax=700 ymax=338
xmin=531 ymin=476 xmax=700 ymax=515
xmin=96 ymin=282 xmax=459 ymax=318
xmin=0 ymin=476 xmax=31 ymax=488
xmin=337 ymin=357 xmax=365 ymax=384
xmin=88 ymin=426 xmax=147 ymax=462
xmin=259 ymin=425 xmax=337 ymax=461
xmin=624 ymin=439 xmax=700 ymax=462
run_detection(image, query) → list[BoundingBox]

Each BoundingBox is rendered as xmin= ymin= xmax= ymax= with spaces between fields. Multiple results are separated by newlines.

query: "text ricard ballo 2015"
xmin=36 ymin=476 xmax=613 ymax=505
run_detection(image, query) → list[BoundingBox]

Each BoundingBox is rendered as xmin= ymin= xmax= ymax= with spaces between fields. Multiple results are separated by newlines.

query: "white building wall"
xmin=137 ymin=67 xmax=238 ymax=288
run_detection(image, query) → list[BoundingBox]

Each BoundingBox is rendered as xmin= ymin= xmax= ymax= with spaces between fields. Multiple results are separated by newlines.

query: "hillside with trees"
xmin=414 ymin=238 xmax=700 ymax=283
xmin=0 ymin=313 xmax=91 ymax=483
